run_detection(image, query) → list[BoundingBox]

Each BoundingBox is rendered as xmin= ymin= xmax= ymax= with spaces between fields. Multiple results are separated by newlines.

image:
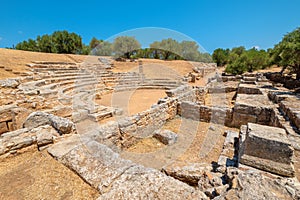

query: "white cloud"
xmin=252 ymin=45 xmax=260 ymax=50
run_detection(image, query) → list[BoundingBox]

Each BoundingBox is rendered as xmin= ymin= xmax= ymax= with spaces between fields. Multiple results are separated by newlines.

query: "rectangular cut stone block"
xmin=232 ymin=94 xmax=273 ymax=127
xmin=279 ymin=98 xmax=300 ymax=131
xmin=239 ymin=123 xmax=295 ymax=177
xmin=88 ymin=111 xmax=113 ymax=122
xmin=237 ymin=84 xmax=263 ymax=94
xmin=0 ymin=122 xmax=8 ymax=135
xmin=179 ymin=101 xmax=200 ymax=121
xmin=153 ymin=129 xmax=178 ymax=145
xmin=166 ymin=85 xmax=191 ymax=97
xmin=0 ymin=105 xmax=17 ymax=123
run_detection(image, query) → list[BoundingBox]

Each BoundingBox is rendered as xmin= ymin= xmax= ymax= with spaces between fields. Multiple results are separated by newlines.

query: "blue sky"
xmin=0 ymin=0 xmax=299 ymax=53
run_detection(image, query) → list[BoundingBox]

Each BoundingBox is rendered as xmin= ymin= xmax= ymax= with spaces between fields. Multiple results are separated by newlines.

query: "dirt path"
xmin=127 ymin=116 xmax=239 ymax=167
xmin=112 ymin=59 xmax=202 ymax=76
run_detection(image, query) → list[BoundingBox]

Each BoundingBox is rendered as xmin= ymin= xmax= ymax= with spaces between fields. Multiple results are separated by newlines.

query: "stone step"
xmin=41 ymin=72 xmax=88 ymax=79
xmin=33 ymin=68 xmax=79 ymax=72
xmin=88 ymin=111 xmax=113 ymax=122
xmin=31 ymin=61 xmax=77 ymax=65
xmin=0 ymin=125 xmax=59 ymax=156
xmin=278 ymin=98 xmax=300 ymax=131
xmin=47 ymin=75 xmax=94 ymax=83
xmin=62 ymin=80 xmax=98 ymax=94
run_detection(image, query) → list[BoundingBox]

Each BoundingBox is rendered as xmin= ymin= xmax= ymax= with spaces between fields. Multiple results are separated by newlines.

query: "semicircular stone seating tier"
xmin=16 ymin=58 xmax=185 ymax=123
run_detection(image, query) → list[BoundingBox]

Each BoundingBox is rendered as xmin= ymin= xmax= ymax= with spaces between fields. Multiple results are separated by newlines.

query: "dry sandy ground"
xmin=112 ymin=59 xmax=199 ymax=77
xmin=127 ymin=116 xmax=239 ymax=166
xmin=0 ymin=48 xmax=86 ymax=79
xmin=96 ymin=89 xmax=167 ymax=115
xmin=0 ymin=149 xmax=99 ymax=200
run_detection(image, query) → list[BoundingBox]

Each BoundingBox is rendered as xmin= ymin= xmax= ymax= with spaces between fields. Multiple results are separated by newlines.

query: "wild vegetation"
xmin=270 ymin=27 xmax=300 ymax=79
xmin=14 ymin=31 xmax=211 ymax=62
xmin=212 ymin=27 xmax=300 ymax=78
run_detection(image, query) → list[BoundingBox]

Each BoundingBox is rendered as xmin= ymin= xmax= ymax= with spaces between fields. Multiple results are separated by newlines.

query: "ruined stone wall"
xmin=265 ymin=72 xmax=300 ymax=89
xmin=0 ymin=105 xmax=31 ymax=135
xmin=178 ymin=101 xmax=233 ymax=126
xmin=117 ymin=88 xmax=199 ymax=148
xmin=0 ymin=105 xmax=15 ymax=134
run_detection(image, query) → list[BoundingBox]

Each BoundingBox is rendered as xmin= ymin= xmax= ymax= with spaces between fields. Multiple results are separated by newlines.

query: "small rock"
xmin=153 ymin=129 xmax=178 ymax=145
xmin=31 ymin=102 xmax=37 ymax=109
xmin=0 ymin=122 xmax=9 ymax=135
xmin=162 ymin=162 xmax=212 ymax=186
xmin=0 ymin=78 xmax=20 ymax=88
xmin=285 ymin=185 xmax=295 ymax=197
xmin=204 ymin=187 xmax=216 ymax=199
xmin=36 ymin=126 xmax=57 ymax=148
xmin=209 ymin=126 xmax=216 ymax=131
xmin=214 ymin=184 xmax=229 ymax=196
xmin=210 ymin=174 xmax=223 ymax=187
xmin=231 ymin=176 xmax=238 ymax=189
xmin=23 ymin=111 xmax=74 ymax=134
xmin=23 ymin=112 xmax=51 ymax=129
xmin=49 ymin=115 xmax=74 ymax=135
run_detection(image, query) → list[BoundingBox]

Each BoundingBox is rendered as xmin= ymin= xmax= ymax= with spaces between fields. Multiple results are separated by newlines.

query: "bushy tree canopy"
xmin=271 ymin=27 xmax=300 ymax=79
xmin=112 ymin=36 xmax=141 ymax=59
xmin=225 ymin=47 xmax=270 ymax=75
xmin=88 ymin=37 xmax=112 ymax=56
xmin=51 ymin=31 xmax=82 ymax=54
xmin=149 ymin=39 xmax=211 ymax=62
xmin=212 ymin=48 xmax=230 ymax=66
xmin=16 ymin=30 xmax=83 ymax=54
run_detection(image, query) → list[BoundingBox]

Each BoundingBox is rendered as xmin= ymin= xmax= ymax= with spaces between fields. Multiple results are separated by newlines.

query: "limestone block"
xmin=179 ymin=101 xmax=200 ymax=121
xmin=237 ymin=84 xmax=262 ymax=94
xmin=23 ymin=112 xmax=74 ymax=134
xmin=48 ymin=141 xmax=208 ymax=199
xmin=239 ymin=123 xmax=295 ymax=177
xmin=0 ymin=105 xmax=16 ymax=123
xmin=153 ymin=129 xmax=178 ymax=145
xmin=0 ymin=122 xmax=8 ymax=135
xmin=162 ymin=162 xmax=212 ymax=185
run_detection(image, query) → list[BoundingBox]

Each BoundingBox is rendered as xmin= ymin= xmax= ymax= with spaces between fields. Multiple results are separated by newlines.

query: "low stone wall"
xmin=279 ymin=99 xmax=300 ymax=131
xmin=265 ymin=72 xmax=300 ymax=89
xmin=116 ymin=87 xmax=198 ymax=148
xmin=231 ymin=94 xmax=274 ymax=128
xmin=178 ymin=93 xmax=280 ymax=129
xmin=0 ymin=105 xmax=16 ymax=134
xmin=207 ymin=82 xmax=238 ymax=94
xmin=221 ymin=75 xmax=242 ymax=82
xmin=195 ymin=87 xmax=206 ymax=104
xmin=166 ymin=85 xmax=191 ymax=97
xmin=237 ymin=84 xmax=263 ymax=94
xmin=192 ymin=63 xmax=216 ymax=78
xmin=178 ymin=101 xmax=233 ymax=126
xmin=0 ymin=105 xmax=32 ymax=135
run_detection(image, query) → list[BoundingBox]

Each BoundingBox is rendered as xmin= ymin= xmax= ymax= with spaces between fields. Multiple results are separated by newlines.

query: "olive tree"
xmin=112 ymin=36 xmax=141 ymax=59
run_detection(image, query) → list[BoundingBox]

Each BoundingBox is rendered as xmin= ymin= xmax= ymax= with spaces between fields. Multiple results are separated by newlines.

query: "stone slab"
xmin=239 ymin=123 xmax=295 ymax=177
